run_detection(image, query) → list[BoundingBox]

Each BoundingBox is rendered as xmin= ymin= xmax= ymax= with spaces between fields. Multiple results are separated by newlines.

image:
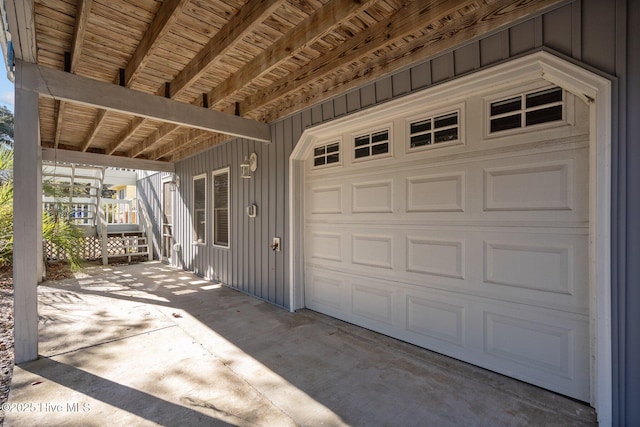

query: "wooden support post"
xmin=13 ymin=73 xmax=42 ymax=364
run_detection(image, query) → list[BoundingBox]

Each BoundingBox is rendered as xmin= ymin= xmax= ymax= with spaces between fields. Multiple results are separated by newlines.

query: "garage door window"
xmin=354 ymin=129 xmax=390 ymax=161
xmin=409 ymin=110 xmax=460 ymax=150
xmin=489 ymin=86 xmax=564 ymax=134
xmin=313 ymin=142 xmax=340 ymax=168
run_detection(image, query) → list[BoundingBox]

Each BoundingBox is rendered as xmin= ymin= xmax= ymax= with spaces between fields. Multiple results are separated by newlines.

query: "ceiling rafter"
xmin=151 ymin=129 xmax=213 ymax=160
xmin=167 ymin=0 xmax=285 ymax=100
xmin=80 ymin=0 xmax=190 ymax=153
xmin=54 ymin=0 xmax=92 ymax=150
xmin=170 ymin=133 xmax=231 ymax=162
xmin=130 ymin=123 xmax=184 ymax=158
xmin=125 ymin=0 xmax=285 ymax=158
xmin=125 ymin=0 xmax=190 ymax=88
xmin=206 ymin=0 xmax=379 ymax=109
xmin=148 ymin=0 xmax=378 ymax=160
xmin=240 ymin=0 xmax=560 ymax=121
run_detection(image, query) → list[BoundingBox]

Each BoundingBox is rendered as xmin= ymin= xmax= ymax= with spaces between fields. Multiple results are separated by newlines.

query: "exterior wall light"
xmin=240 ymin=153 xmax=258 ymax=179
xmin=169 ymin=174 xmax=180 ymax=191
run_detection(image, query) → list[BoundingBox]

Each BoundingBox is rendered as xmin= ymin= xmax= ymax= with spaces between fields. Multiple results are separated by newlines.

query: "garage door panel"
xmin=352 ymin=283 xmax=394 ymax=325
xmin=307 ymin=184 xmax=343 ymax=215
xmin=406 ymin=237 xmax=465 ymax=279
xmin=304 ymin=267 xmax=589 ymax=400
xmin=308 ymin=231 xmax=343 ymax=262
xmin=305 ymin=271 xmax=347 ymax=312
xmin=352 ymin=180 xmax=394 ymax=213
xmin=406 ymin=172 xmax=465 ymax=213
xmin=352 ymin=234 xmax=394 ymax=269
xmin=484 ymin=160 xmax=574 ymax=211
xmin=306 ymin=226 xmax=588 ymax=314
xmin=406 ymin=295 xmax=466 ymax=346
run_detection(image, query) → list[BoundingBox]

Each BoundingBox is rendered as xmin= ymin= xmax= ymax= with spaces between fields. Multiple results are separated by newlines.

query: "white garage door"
xmin=303 ymin=83 xmax=591 ymax=401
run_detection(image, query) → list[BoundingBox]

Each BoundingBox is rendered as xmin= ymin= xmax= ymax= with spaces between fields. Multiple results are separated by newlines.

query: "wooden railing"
xmin=101 ymin=199 xmax=137 ymax=225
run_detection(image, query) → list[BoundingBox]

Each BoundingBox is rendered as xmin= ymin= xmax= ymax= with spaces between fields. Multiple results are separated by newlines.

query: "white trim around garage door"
xmin=288 ymin=50 xmax=612 ymax=424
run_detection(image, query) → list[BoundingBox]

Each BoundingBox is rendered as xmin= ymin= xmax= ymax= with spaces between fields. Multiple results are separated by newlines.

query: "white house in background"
xmin=2 ymin=1 xmax=638 ymax=424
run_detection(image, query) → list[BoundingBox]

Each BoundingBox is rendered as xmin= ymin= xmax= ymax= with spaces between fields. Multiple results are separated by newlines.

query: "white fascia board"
xmin=17 ymin=60 xmax=271 ymax=143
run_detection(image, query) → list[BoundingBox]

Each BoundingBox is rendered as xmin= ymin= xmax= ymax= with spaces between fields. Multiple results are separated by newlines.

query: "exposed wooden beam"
xmin=42 ymin=148 xmax=175 ymax=173
xmin=18 ymin=60 xmax=271 ymax=143
xmin=55 ymin=0 xmax=93 ymax=150
xmin=70 ymin=0 xmax=92 ymax=73
xmin=129 ymin=123 xmax=183 ymax=158
xmin=207 ymin=0 xmax=377 ymax=109
xmin=53 ymin=101 xmax=65 ymax=149
xmin=170 ymin=133 xmax=231 ymax=162
xmin=162 ymin=0 xmax=375 ymax=158
xmin=80 ymin=109 xmax=107 ymax=152
xmin=126 ymin=0 xmax=189 ymax=88
xmin=241 ymin=0 xmax=563 ymax=120
xmin=125 ymin=0 xmax=283 ymax=158
xmin=151 ymin=128 xmax=210 ymax=160
xmin=168 ymin=0 xmax=285 ymax=100
xmin=106 ymin=116 xmax=146 ymax=155
xmin=81 ymin=0 xmax=186 ymax=152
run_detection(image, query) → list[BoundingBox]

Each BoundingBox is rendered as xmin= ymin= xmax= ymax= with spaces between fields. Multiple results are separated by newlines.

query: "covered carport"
xmin=2 ymin=0 xmax=639 ymax=425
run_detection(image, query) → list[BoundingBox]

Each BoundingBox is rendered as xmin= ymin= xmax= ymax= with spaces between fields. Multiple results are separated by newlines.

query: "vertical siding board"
xmin=283 ymin=117 xmax=294 ymax=308
xmin=249 ymin=139 xmax=257 ymax=296
xmin=275 ymin=121 xmax=286 ymax=306
xmin=301 ymin=108 xmax=312 ymax=130
xmin=254 ymin=141 xmax=263 ymax=297
xmin=346 ymin=90 xmax=361 ymax=113
xmin=392 ymin=69 xmax=411 ymax=97
xmin=322 ymin=100 xmax=334 ymax=121
xmin=334 ymin=95 xmax=347 ymax=117
xmin=311 ymin=105 xmax=323 ymax=125
xmin=582 ymin=0 xmax=616 ymax=74
xmin=454 ymin=42 xmax=480 ymax=76
xmin=360 ymin=83 xmax=376 ymax=107
xmin=231 ymin=141 xmax=239 ymax=288
xmin=375 ymin=77 xmax=393 ymax=103
xmin=241 ymin=140 xmax=249 ymax=292
xmin=410 ymin=60 xmax=431 ymax=90
xmin=292 ymin=112 xmax=303 ymax=148
xmin=542 ymin=4 xmax=573 ymax=56
xmin=571 ymin=0 xmax=582 ymax=61
xmin=431 ymin=52 xmax=454 ymax=83
xmin=268 ymin=126 xmax=278 ymax=302
xmin=261 ymin=137 xmax=270 ymax=299
xmin=509 ymin=19 xmax=536 ymax=55
xmin=480 ymin=31 xmax=509 ymax=67
xmin=533 ymin=16 xmax=543 ymax=48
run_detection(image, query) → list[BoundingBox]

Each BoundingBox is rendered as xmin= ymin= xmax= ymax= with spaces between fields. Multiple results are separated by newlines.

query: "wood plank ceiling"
xmin=33 ymin=0 xmax=562 ymax=163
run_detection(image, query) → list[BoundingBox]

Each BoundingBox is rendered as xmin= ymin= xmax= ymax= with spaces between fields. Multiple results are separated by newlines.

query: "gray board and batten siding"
xmin=137 ymin=1 xmax=639 ymax=424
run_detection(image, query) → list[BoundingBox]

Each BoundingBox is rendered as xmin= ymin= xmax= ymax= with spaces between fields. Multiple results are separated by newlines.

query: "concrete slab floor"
xmin=5 ymin=262 xmax=597 ymax=426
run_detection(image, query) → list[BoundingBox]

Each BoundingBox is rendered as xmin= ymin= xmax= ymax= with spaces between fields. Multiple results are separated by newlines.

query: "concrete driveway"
xmin=5 ymin=262 xmax=596 ymax=426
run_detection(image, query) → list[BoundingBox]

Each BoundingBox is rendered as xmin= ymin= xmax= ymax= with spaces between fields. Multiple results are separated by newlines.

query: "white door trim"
xmin=161 ymin=175 xmax=174 ymax=265
xmin=289 ymin=51 xmax=612 ymax=424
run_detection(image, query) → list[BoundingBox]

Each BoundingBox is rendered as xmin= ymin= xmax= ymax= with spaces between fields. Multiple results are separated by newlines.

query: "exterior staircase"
xmin=42 ymin=162 xmax=153 ymax=265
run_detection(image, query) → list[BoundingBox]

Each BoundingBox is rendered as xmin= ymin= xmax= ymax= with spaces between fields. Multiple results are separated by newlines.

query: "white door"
xmin=303 ymin=84 xmax=591 ymax=401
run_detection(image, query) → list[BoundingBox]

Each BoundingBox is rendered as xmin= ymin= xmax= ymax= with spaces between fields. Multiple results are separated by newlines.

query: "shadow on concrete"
xmin=26 ymin=262 xmax=596 ymax=427
xmin=19 ymin=358 xmax=232 ymax=426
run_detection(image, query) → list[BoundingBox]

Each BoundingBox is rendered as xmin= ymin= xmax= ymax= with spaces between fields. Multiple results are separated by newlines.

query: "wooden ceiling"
xmin=30 ymin=0 xmax=562 ymax=163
